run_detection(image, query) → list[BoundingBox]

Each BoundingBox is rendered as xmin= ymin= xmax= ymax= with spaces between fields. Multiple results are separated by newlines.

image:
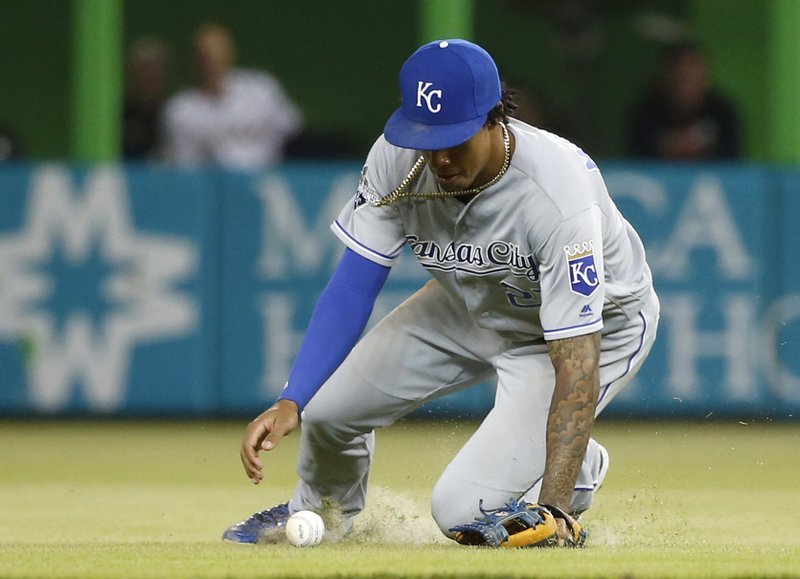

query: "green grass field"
xmin=0 ymin=418 xmax=798 ymax=578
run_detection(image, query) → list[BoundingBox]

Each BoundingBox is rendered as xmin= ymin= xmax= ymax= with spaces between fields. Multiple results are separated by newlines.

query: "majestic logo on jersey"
xmin=575 ymin=148 xmax=599 ymax=171
xmin=406 ymin=235 xmax=539 ymax=280
xmin=565 ymin=240 xmax=599 ymax=296
xmin=354 ymin=166 xmax=379 ymax=209
xmin=416 ymin=81 xmax=443 ymax=113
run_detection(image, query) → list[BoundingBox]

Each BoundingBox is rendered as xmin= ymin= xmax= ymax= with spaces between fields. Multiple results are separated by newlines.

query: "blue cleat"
xmin=222 ymin=502 xmax=291 ymax=544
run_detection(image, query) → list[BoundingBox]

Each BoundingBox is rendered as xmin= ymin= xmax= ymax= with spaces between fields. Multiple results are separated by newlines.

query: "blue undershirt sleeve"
xmin=279 ymin=248 xmax=391 ymax=410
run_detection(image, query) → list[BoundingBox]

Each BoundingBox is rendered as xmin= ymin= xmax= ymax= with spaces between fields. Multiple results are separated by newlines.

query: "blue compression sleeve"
xmin=279 ymin=248 xmax=390 ymax=410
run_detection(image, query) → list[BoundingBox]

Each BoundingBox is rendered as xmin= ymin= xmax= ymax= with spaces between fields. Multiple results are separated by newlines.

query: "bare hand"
xmin=239 ymin=399 xmax=299 ymax=484
xmin=554 ymin=517 xmax=571 ymax=547
xmin=550 ymin=509 xmax=585 ymax=547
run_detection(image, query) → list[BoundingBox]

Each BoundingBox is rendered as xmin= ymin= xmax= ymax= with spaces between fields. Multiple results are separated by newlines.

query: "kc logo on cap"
xmin=416 ymin=81 xmax=443 ymax=113
xmin=384 ymin=38 xmax=502 ymax=151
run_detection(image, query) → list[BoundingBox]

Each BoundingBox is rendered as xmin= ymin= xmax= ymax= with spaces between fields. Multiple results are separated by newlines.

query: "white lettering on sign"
xmin=258 ymin=293 xmax=304 ymax=397
xmin=653 ymin=176 xmax=753 ymax=280
xmin=604 ymin=171 xmax=669 ymax=214
xmin=257 ymin=174 xmax=354 ymax=278
xmin=761 ymin=293 xmax=800 ymax=403
xmin=0 ymin=166 xmax=197 ymax=411
xmin=662 ymin=292 xmax=756 ymax=400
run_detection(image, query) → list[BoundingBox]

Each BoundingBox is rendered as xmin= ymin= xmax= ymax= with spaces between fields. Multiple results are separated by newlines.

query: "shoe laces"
xmin=253 ymin=503 xmax=289 ymax=524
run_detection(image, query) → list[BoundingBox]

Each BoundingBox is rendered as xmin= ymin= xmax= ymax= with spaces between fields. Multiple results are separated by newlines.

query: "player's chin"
xmin=437 ymin=175 xmax=466 ymax=191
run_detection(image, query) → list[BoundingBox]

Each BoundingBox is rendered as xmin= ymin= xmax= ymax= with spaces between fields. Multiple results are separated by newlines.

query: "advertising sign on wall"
xmin=0 ymin=162 xmax=797 ymax=418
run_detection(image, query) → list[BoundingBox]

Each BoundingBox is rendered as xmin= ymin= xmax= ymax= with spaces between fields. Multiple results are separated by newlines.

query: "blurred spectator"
xmin=628 ymin=42 xmax=741 ymax=160
xmin=0 ymin=125 xmax=24 ymax=162
xmin=123 ymin=37 xmax=170 ymax=161
xmin=161 ymin=23 xmax=303 ymax=169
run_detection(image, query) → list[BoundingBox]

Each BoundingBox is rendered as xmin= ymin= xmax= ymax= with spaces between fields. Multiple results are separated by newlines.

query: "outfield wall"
xmin=0 ymin=162 xmax=797 ymax=419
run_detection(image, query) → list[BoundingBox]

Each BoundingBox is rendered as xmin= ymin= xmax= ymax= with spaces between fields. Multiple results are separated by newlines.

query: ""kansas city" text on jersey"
xmin=405 ymin=235 xmax=539 ymax=280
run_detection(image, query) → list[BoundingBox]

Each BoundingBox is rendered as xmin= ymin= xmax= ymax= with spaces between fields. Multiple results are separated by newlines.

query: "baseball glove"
xmin=449 ymin=499 xmax=586 ymax=548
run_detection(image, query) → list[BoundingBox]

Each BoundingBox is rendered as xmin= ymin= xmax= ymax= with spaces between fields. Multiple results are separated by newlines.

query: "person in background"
xmin=160 ymin=23 xmax=303 ymax=169
xmin=628 ymin=42 xmax=741 ymax=160
xmin=123 ymin=37 xmax=170 ymax=161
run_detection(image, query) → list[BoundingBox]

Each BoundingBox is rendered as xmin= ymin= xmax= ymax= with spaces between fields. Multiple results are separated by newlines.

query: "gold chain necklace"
xmin=371 ymin=122 xmax=511 ymax=207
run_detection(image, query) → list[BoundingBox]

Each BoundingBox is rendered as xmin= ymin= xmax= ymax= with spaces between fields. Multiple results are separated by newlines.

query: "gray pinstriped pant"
xmin=290 ymin=279 xmax=659 ymax=535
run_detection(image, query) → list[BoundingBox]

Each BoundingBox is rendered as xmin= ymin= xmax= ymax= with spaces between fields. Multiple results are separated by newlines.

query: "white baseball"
xmin=285 ymin=510 xmax=325 ymax=547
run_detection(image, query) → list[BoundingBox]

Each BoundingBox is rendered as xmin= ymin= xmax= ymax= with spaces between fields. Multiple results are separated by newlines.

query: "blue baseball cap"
xmin=384 ymin=39 xmax=502 ymax=151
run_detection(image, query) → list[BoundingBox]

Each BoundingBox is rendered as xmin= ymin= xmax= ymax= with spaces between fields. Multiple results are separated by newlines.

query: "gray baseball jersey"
xmin=332 ymin=118 xmax=653 ymax=343
xmin=292 ymin=118 xmax=659 ymax=531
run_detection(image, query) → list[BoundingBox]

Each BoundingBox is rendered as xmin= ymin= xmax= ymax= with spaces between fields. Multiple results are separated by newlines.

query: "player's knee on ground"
xmin=430 ymin=477 xmax=489 ymax=537
xmin=430 ymin=484 xmax=461 ymax=538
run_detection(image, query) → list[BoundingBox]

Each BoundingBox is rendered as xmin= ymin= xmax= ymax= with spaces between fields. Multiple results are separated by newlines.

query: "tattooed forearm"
xmin=538 ymin=331 xmax=601 ymax=511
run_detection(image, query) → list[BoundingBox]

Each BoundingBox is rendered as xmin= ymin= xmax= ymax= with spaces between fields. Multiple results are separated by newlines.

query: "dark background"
xmin=0 ymin=0 xmax=769 ymax=161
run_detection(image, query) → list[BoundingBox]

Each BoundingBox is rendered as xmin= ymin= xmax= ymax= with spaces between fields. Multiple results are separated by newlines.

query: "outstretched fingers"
xmin=241 ymin=417 xmax=272 ymax=483
xmin=238 ymin=400 xmax=300 ymax=484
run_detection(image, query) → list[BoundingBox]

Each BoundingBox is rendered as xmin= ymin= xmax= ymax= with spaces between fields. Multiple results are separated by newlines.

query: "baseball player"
xmin=223 ymin=39 xmax=659 ymax=547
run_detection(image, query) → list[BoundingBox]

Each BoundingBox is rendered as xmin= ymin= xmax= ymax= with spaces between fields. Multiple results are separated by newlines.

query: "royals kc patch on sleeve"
xmin=564 ymin=240 xmax=599 ymax=296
